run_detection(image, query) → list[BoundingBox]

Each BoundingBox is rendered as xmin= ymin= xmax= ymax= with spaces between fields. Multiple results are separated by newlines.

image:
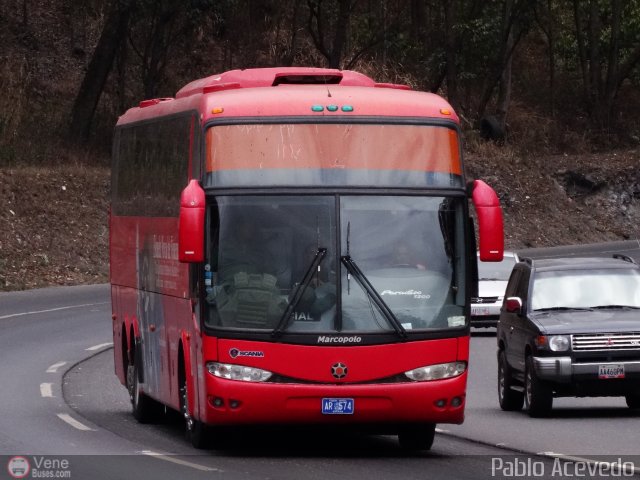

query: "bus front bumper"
xmin=200 ymin=373 xmax=467 ymax=427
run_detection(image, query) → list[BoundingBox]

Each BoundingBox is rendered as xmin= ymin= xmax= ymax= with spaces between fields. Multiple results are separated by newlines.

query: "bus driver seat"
xmin=207 ymin=272 xmax=286 ymax=328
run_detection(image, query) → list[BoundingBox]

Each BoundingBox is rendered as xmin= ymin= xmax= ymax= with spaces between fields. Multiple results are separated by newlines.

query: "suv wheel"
xmin=498 ymin=350 xmax=524 ymax=411
xmin=524 ymin=356 xmax=553 ymax=417
xmin=625 ymin=394 xmax=640 ymax=409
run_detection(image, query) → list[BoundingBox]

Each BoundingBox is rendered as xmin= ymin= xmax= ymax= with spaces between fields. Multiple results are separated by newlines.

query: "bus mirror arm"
xmin=178 ymin=179 xmax=205 ymax=263
xmin=470 ymin=180 xmax=504 ymax=262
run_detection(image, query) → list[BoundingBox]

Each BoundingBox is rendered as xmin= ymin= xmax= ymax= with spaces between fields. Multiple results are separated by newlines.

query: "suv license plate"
xmin=471 ymin=307 xmax=490 ymax=316
xmin=598 ymin=364 xmax=625 ymax=379
xmin=321 ymin=398 xmax=354 ymax=415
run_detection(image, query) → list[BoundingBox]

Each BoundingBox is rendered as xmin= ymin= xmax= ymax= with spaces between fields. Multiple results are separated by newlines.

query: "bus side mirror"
xmin=470 ymin=179 xmax=504 ymax=262
xmin=179 ymin=179 xmax=205 ymax=263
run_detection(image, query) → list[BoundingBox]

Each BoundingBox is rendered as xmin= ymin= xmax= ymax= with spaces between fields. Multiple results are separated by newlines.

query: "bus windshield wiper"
xmin=273 ymin=248 xmax=327 ymax=337
xmin=340 ymin=255 xmax=407 ymax=340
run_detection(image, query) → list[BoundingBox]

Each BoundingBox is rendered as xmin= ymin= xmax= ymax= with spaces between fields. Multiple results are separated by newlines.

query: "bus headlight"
xmin=206 ymin=362 xmax=273 ymax=382
xmin=404 ymin=362 xmax=467 ymax=381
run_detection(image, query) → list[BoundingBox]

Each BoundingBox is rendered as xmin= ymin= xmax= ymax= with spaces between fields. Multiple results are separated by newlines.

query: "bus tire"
xmin=181 ymin=374 xmax=209 ymax=449
xmin=127 ymin=338 xmax=163 ymax=423
xmin=498 ymin=350 xmax=524 ymax=411
xmin=398 ymin=423 xmax=436 ymax=451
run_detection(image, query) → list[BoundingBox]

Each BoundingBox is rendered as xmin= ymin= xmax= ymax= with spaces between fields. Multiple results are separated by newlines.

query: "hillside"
xmin=0 ymin=165 xmax=109 ymax=290
xmin=1 ymin=1 xmax=639 ymax=291
xmin=1 ymin=145 xmax=637 ymax=291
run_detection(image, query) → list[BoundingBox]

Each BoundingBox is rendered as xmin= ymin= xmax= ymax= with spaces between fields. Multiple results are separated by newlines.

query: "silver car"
xmin=471 ymin=251 xmax=519 ymax=327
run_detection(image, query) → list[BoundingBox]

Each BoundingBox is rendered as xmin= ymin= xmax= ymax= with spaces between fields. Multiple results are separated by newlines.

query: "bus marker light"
xmin=229 ymin=400 xmax=241 ymax=409
xmin=451 ymin=397 xmax=463 ymax=407
xmin=211 ymin=397 xmax=224 ymax=408
xmin=440 ymin=108 xmax=451 ymax=115
xmin=211 ymin=107 xmax=224 ymax=114
xmin=435 ymin=399 xmax=446 ymax=408
xmin=327 ymin=105 xmax=338 ymax=112
xmin=341 ymin=105 xmax=354 ymax=112
xmin=311 ymin=105 xmax=324 ymax=112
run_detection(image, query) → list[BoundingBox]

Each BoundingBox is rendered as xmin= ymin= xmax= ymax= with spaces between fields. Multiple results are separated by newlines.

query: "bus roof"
xmin=116 ymin=67 xmax=459 ymax=126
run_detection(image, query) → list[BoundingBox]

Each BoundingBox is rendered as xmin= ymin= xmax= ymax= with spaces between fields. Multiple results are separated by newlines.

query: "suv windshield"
xmin=531 ymin=268 xmax=640 ymax=311
xmin=203 ymin=195 xmax=467 ymax=334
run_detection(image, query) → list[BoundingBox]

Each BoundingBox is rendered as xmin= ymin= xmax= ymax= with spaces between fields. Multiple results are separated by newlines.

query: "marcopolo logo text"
xmin=317 ymin=336 xmax=362 ymax=344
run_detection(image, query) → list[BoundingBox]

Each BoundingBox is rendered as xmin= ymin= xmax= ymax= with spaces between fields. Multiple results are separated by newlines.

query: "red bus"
xmin=110 ymin=67 xmax=503 ymax=450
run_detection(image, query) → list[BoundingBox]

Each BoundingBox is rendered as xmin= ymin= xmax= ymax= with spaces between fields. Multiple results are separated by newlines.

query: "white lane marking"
xmin=85 ymin=342 xmax=113 ymax=351
xmin=40 ymin=383 xmax=53 ymax=398
xmin=0 ymin=302 xmax=109 ymax=320
xmin=46 ymin=361 xmax=67 ymax=373
xmin=56 ymin=413 xmax=95 ymax=431
xmin=141 ymin=451 xmax=221 ymax=472
xmin=538 ymin=452 xmax=639 ymax=474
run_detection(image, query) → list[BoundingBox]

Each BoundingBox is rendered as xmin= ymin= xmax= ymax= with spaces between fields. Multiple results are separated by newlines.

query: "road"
xmin=1 ymin=240 xmax=639 ymax=479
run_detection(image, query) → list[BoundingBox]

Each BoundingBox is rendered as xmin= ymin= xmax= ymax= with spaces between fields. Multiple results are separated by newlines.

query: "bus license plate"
xmin=321 ymin=398 xmax=354 ymax=415
xmin=598 ymin=364 xmax=625 ymax=379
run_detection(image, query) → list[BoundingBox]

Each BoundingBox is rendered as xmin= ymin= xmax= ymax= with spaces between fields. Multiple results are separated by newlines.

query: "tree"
xmin=307 ymin=0 xmax=353 ymax=68
xmin=68 ymin=0 xmax=134 ymax=144
xmin=533 ymin=0 xmax=559 ymax=116
xmin=475 ymin=0 xmax=533 ymax=131
xmin=573 ymin=0 xmax=640 ymax=128
xmin=443 ymin=0 xmax=460 ymax=112
xmin=128 ymin=0 xmax=183 ymax=99
xmin=270 ymin=0 xmax=304 ymax=66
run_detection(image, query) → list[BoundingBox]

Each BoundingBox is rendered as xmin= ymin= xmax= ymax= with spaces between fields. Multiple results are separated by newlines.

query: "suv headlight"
xmin=548 ymin=335 xmax=571 ymax=352
xmin=206 ymin=362 xmax=273 ymax=382
xmin=404 ymin=362 xmax=467 ymax=381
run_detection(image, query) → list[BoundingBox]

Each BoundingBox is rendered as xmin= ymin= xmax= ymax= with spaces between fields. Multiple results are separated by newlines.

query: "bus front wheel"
xmin=180 ymin=375 xmax=209 ymax=449
xmin=398 ymin=423 xmax=436 ymax=451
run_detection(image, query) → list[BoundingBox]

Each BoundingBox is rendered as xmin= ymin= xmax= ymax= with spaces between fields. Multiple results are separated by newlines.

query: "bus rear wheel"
xmin=127 ymin=338 xmax=163 ymax=423
xmin=398 ymin=423 xmax=436 ymax=451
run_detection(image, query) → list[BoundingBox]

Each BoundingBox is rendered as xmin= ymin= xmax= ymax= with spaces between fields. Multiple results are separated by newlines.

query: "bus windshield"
xmin=204 ymin=195 xmax=467 ymax=334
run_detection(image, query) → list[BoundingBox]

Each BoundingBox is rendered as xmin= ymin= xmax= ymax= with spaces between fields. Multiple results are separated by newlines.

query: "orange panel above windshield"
xmin=205 ymin=123 xmax=463 ymax=188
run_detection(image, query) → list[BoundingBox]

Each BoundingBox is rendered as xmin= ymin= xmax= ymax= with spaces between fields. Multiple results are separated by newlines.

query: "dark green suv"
xmin=496 ymin=254 xmax=640 ymax=417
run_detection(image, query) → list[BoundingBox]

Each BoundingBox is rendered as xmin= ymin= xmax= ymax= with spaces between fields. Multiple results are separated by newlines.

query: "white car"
xmin=471 ymin=251 xmax=520 ymax=327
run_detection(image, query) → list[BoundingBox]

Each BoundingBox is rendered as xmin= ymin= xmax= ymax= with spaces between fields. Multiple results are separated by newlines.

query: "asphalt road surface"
xmin=1 ymin=240 xmax=639 ymax=479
